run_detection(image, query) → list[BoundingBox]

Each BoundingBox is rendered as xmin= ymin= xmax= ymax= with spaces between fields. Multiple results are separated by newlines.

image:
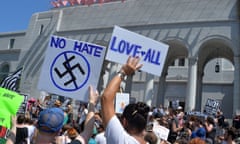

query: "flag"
xmin=51 ymin=0 xmax=61 ymax=8
xmin=0 ymin=68 xmax=23 ymax=91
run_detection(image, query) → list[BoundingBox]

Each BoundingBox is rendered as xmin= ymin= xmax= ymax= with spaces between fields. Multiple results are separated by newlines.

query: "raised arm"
xmin=6 ymin=115 xmax=17 ymax=144
xmin=78 ymin=85 xmax=99 ymax=143
xmin=101 ymin=56 xmax=142 ymax=127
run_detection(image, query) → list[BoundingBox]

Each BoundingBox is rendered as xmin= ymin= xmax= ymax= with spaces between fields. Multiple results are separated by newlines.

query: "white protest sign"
xmin=204 ymin=98 xmax=221 ymax=116
xmin=106 ymin=26 xmax=169 ymax=76
xmin=38 ymin=35 xmax=106 ymax=102
xmin=115 ymin=93 xmax=129 ymax=114
xmin=153 ymin=125 xmax=170 ymax=141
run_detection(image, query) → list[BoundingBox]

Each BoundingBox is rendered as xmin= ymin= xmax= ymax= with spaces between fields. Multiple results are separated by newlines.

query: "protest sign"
xmin=153 ymin=125 xmax=170 ymax=141
xmin=0 ymin=87 xmax=24 ymax=115
xmin=17 ymin=93 xmax=29 ymax=114
xmin=38 ymin=35 xmax=106 ymax=102
xmin=204 ymin=98 xmax=221 ymax=116
xmin=106 ymin=26 xmax=169 ymax=76
xmin=0 ymin=110 xmax=11 ymax=129
xmin=115 ymin=93 xmax=129 ymax=114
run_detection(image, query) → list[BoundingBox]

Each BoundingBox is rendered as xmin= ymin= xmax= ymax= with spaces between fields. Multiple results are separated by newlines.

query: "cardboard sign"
xmin=115 ymin=93 xmax=129 ymax=114
xmin=38 ymin=35 xmax=106 ymax=102
xmin=204 ymin=98 xmax=221 ymax=115
xmin=153 ymin=125 xmax=170 ymax=141
xmin=17 ymin=93 xmax=29 ymax=114
xmin=106 ymin=26 xmax=169 ymax=76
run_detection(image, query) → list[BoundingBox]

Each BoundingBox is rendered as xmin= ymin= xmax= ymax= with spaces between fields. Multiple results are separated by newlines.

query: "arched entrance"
xmin=156 ymin=39 xmax=188 ymax=107
xmin=197 ymin=37 xmax=234 ymax=118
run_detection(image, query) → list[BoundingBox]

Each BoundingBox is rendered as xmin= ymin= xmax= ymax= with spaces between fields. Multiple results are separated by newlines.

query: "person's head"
xmin=25 ymin=117 xmax=34 ymax=125
xmin=35 ymin=107 xmax=64 ymax=143
xmin=195 ymin=127 xmax=206 ymax=140
xmin=224 ymin=127 xmax=237 ymax=140
xmin=144 ymin=131 xmax=158 ymax=144
xmin=67 ymin=104 xmax=73 ymax=113
xmin=37 ymin=107 xmax=64 ymax=133
xmin=17 ymin=114 xmax=25 ymax=124
xmin=67 ymin=127 xmax=79 ymax=140
xmin=121 ymin=102 xmax=150 ymax=133
xmin=54 ymin=100 xmax=62 ymax=107
xmin=189 ymin=137 xmax=206 ymax=144
xmin=206 ymin=116 xmax=214 ymax=125
xmin=174 ymin=138 xmax=188 ymax=144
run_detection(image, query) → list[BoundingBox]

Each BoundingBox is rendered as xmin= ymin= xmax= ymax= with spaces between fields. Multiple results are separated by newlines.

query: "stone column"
xmin=195 ymin=71 xmax=204 ymax=111
xmin=144 ymin=74 xmax=154 ymax=107
xmin=185 ymin=57 xmax=198 ymax=112
xmin=98 ymin=61 xmax=110 ymax=94
xmin=233 ymin=56 xmax=240 ymax=114
xmin=124 ymin=75 xmax=133 ymax=93
xmin=156 ymin=73 xmax=167 ymax=107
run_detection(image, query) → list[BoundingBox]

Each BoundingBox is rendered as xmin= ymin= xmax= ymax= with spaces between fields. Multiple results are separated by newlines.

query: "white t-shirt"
xmin=26 ymin=125 xmax=36 ymax=143
xmin=105 ymin=115 xmax=140 ymax=144
xmin=95 ymin=132 xmax=106 ymax=144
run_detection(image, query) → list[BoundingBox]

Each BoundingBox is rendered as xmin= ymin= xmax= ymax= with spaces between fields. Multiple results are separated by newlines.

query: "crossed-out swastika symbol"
xmin=54 ymin=55 xmax=85 ymax=86
xmin=50 ymin=51 xmax=90 ymax=91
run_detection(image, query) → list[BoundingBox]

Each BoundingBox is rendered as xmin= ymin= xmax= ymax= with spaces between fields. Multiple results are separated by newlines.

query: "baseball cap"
xmin=38 ymin=107 xmax=64 ymax=133
xmin=196 ymin=127 xmax=206 ymax=139
xmin=191 ymin=127 xmax=206 ymax=140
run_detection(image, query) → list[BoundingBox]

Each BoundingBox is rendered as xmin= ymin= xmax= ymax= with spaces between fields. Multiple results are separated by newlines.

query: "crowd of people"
xmin=4 ymin=56 xmax=240 ymax=144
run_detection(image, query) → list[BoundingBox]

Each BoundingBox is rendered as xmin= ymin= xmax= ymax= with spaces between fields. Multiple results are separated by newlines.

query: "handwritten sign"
xmin=153 ymin=125 xmax=170 ymax=141
xmin=38 ymin=35 xmax=106 ymax=102
xmin=204 ymin=98 xmax=221 ymax=116
xmin=106 ymin=26 xmax=169 ymax=76
xmin=0 ymin=87 xmax=24 ymax=115
xmin=115 ymin=93 xmax=129 ymax=114
xmin=17 ymin=93 xmax=29 ymax=114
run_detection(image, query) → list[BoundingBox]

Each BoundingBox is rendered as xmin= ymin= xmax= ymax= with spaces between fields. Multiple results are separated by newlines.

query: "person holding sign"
xmin=101 ymin=56 xmax=150 ymax=144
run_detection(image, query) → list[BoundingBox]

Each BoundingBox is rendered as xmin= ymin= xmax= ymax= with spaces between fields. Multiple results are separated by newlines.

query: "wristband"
xmin=117 ymin=71 xmax=127 ymax=80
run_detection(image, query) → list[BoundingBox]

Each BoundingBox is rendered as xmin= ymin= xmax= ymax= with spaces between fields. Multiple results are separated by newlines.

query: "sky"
xmin=0 ymin=1 xmax=51 ymax=33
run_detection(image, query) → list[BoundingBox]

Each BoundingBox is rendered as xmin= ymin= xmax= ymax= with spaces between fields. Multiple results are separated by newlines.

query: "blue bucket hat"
xmin=38 ymin=107 xmax=64 ymax=133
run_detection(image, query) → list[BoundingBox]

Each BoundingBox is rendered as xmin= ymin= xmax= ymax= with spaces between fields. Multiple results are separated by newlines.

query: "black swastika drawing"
xmin=54 ymin=55 xmax=85 ymax=86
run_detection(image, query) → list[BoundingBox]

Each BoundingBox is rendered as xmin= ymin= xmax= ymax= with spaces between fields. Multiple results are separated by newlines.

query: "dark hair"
xmin=17 ymin=114 xmax=25 ymax=124
xmin=206 ymin=116 xmax=215 ymax=125
xmin=122 ymin=102 xmax=150 ymax=132
xmin=226 ymin=127 xmax=237 ymax=140
xmin=144 ymin=131 xmax=158 ymax=144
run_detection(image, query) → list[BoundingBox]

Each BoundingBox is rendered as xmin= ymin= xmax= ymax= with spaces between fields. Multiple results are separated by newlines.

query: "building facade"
xmin=0 ymin=0 xmax=239 ymax=118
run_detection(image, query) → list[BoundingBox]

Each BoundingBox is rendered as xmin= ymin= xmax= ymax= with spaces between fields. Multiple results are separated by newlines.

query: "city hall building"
xmin=0 ymin=0 xmax=239 ymax=118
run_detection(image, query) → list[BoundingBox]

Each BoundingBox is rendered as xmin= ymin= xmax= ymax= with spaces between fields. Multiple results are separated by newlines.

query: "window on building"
xmin=0 ymin=64 xmax=10 ymax=82
xmin=178 ymin=58 xmax=185 ymax=66
xmin=39 ymin=24 xmax=44 ymax=35
xmin=9 ymin=39 xmax=15 ymax=49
